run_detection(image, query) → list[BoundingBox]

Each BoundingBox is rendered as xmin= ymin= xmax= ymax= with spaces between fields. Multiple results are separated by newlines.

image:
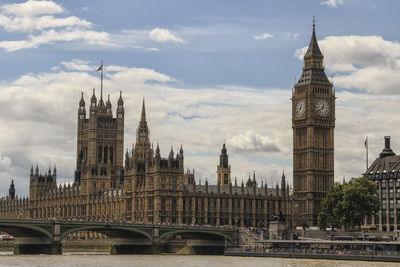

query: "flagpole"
xmin=366 ymin=136 xmax=368 ymax=170
xmin=100 ymin=60 xmax=103 ymax=99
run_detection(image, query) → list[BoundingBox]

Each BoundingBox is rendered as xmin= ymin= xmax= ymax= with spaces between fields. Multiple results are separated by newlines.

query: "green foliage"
xmin=318 ymin=177 xmax=380 ymax=230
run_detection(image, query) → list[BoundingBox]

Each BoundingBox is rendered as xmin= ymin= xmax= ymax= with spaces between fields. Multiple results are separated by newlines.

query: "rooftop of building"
xmin=365 ymin=136 xmax=400 ymax=180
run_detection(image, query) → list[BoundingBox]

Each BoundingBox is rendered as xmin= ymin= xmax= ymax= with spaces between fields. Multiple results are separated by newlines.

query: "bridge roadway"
xmin=0 ymin=219 xmax=238 ymax=254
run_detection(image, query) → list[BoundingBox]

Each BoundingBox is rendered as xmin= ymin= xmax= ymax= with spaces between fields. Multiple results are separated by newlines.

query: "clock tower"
xmin=292 ymin=20 xmax=335 ymax=227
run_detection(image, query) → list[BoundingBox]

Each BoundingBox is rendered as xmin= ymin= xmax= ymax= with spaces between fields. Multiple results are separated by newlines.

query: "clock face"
xmin=295 ymin=99 xmax=305 ymax=117
xmin=315 ymin=99 xmax=330 ymax=116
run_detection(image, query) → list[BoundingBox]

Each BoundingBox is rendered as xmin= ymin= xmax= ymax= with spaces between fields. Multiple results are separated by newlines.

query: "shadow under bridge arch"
xmin=159 ymin=228 xmax=233 ymax=244
xmin=60 ymin=225 xmax=153 ymax=245
xmin=0 ymin=221 xmax=53 ymax=243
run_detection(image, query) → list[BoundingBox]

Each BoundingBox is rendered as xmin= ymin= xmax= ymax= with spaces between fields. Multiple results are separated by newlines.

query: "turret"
xmin=90 ymin=88 xmax=97 ymax=112
xmin=117 ymin=91 xmax=124 ymax=119
xmin=106 ymin=94 xmax=112 ymax=114
xmin=53 ymin=165 xmax=57 ymax=180
xmin=30 ymin=165 xmax=34 ymax=180
xmin=217 ymin=143 xmax=231 ymax=186
xmin=78 ymin=92 xmax=86 ymax=120
xmin=9 ymin=180 xmax=15 ymax=200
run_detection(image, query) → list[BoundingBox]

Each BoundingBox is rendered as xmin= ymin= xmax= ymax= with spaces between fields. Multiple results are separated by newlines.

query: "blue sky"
xmin=0 ymin=0 xmax=400 ymax=196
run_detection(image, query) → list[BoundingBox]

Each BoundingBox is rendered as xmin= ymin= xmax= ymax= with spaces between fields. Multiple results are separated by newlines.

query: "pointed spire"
xmin=79 ymin=92 xmax=85 ymax=106
xmin=48 ymin=165 xmax=51 ymax=175
xmin=106 ymin=94 xmax=111 ymax=106
xmin=141 ymin=98 xmax=146 ymax=121
xmin=219 ymin=143 xmax=229 ymax=168
xmin=304 ymin=16 xmax=323 ymax=60
xmin=234 ymin=177 xmax=237 ymax=187
xmin=179 ymin=144 xmax=183 ymax=156
xmin=169 ymin=146 xmax=174 ymax=158
xmin=156 ymin=143 xmax=160 ymax=156
xmin=91 ymin=88 xmax=97 ymax=103
xmin=118 ymin=91 xmax=123 ymax=105
xmin=35 ymin=164 xmax=39 ymax=175
xmin=253 ymin=170 xmax=256 ymax=182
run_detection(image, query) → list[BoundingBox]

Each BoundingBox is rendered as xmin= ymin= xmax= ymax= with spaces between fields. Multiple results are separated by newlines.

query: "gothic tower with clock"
xmin=292 ymin=21 xmax=335 ymax=227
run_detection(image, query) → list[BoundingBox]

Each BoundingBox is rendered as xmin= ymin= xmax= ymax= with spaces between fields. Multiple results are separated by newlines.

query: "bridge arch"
xmin=0 ymin=222 xmax=53 ymax=241
xmin=60 ymin=225 xmax=153 ymax=243
xmin=159 ymin=229 xmax=233 ymax=243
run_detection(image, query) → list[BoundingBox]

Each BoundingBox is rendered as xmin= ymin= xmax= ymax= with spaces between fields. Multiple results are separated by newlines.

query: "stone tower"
xmin=75 ymin=89 xmax=124 ymax=194
xmin=292 ymin=20 xmax=335 ymax=227
xmin=8 ymin=180 xmax=15 ymax=200
xmin=217 ymin=143 xmax=231 ymax=186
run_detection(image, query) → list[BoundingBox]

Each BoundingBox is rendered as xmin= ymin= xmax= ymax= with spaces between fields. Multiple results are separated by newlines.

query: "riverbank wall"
xmin=224 ymin=251 xmax=400 ymax=262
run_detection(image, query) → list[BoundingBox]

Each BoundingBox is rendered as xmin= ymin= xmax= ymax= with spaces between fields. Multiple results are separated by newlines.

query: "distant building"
xmin=364 ymin=136 xmax=400 ymax=231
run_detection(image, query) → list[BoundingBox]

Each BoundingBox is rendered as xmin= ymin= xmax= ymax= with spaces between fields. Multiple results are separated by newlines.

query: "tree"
xmin=318 ymin=177 xmax=380 ymax=230
xmin=318 ymin=182 xmax=344 ymax=230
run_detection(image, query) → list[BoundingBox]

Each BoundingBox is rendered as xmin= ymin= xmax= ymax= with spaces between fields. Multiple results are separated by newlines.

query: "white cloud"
xmin=253 ymin=33 xmax=273 ymax=40
xmin=61 ymin=60 xmax=92 ymax=72
xmin=228 ymin=131 xmax=280 ymax=153
xmin=1 ymin=0 xmax=63 ymax=17
xmin=0 ymin=29 xmax=112 ymax=52
xmin=321 ymin=0 xmax=345 ymax=8
xmin=284 ymin=32 xmax=299 ymax=40
xmin=0 ymin=0 xmax=113 ymax=51
xmin=149 ymin=27 xmax=185 ymax=43
xmin=295 ymin=35 xmax=400 ymax=94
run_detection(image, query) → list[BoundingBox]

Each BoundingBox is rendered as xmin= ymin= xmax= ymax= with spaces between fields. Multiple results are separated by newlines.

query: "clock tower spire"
xmin=292 ymin=19 xmax=335 ymax=227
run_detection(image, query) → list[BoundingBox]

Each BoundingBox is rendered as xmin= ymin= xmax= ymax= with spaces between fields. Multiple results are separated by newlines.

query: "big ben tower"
xmin=292 ymin=19 xmax=335 ymax=227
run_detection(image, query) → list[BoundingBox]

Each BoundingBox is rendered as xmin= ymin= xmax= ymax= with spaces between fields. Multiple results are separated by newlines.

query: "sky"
xmin=0 ymin=0 xmax=399 ymax=197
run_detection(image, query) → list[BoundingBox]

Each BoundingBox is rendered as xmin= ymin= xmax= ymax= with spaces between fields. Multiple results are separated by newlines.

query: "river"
xmin=0 ymin=253 xmax=398 ymax=267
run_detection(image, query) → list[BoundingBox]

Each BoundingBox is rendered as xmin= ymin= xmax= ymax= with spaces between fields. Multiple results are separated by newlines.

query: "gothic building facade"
xmin=0 ymin=91 xmax=291 ymax=228
xmin=292 ymin=22 xmax=335 ymax=227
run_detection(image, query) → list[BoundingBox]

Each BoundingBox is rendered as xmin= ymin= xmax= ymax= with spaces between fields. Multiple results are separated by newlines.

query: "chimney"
xmin=380 ymin=136 xmax=396 ymax=158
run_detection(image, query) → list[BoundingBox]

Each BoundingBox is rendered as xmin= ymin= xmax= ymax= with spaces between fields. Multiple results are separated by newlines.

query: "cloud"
xmin=0 ymin=0 xmax=113 ymax=51
xmin=321 ymin=0 xmax=345 ymax=7
xmin=295 ymin=35 xmax=400 ymax=94
xmin=284 ymin=32 xmax=299 ymax=40
xmin=1 ymin=0 xmax=63 ymax=17
xmin=228 ymin=131 xmax=280 ymax=153
xmin=253 ymin=33 xmax=273 ymax=40
xmin=0 ymin=29 xmax=111 ymax=52
xmin=149 ymin=27 xmax=185 ymax=43
xmin=61 ymin=60 xmax=93 ymax=72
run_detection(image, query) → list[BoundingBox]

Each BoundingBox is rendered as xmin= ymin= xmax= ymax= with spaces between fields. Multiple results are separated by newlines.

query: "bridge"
xmin=0 ymin=219 xmax=238 ymax=254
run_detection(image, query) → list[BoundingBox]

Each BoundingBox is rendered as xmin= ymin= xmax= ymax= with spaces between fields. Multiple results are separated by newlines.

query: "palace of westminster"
xmin=0 ymin=23 xmax=343 ymax=230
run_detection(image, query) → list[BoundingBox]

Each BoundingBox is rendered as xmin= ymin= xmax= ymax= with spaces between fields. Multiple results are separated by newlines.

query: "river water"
xmin=0 ymin=252 xmax=398 ymax=267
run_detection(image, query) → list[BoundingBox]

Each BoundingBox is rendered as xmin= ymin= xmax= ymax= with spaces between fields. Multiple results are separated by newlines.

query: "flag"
xmin=364 ymin=136 xmax=368 ymax=148
xmin=97 ymin=63 xmax=103 ymax=71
